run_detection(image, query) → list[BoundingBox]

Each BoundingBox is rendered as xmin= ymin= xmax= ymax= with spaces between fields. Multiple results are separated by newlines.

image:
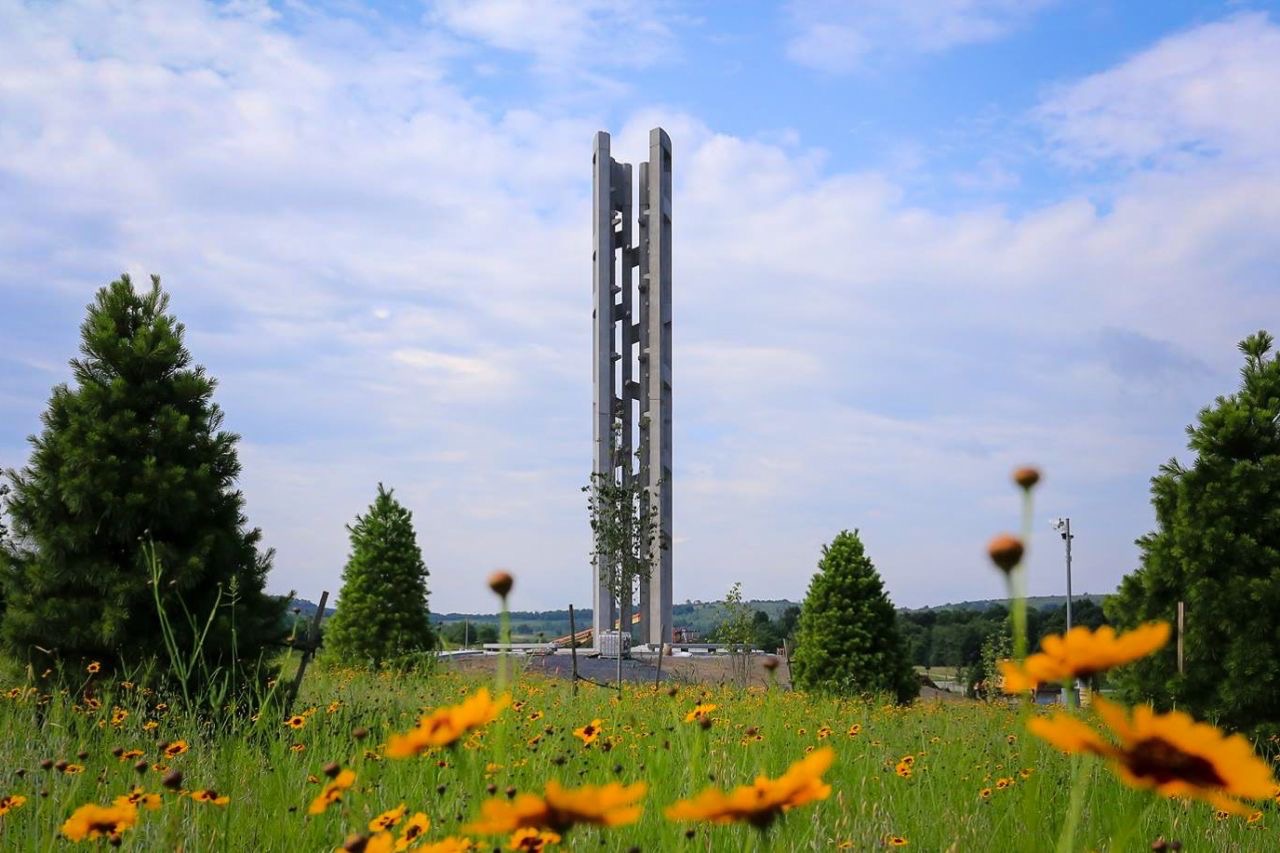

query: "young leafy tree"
xmin=0 ymin=275 xmax=285 ymax=673
xmin=323 ymin=484 xmax=434 ymax=666
xmin=791 ymin=530 xmax=918 ymax=702
xmin=1106 ymin=331 xmax=1280 ymax=735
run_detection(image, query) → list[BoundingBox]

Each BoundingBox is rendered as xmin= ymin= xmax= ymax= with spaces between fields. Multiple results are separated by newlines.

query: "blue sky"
xmin=2 ymin=0 xmax=1279 ymax=614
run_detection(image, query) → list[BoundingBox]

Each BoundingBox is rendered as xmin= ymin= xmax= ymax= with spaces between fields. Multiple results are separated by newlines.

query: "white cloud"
xmin=1037 ymin=12 xmax=1280 ymax=169
xmin=784 ymin=0 xmax=1056 ymax=73
xmin=2 ymin=5 xmax=1278 ymax=613
xmin=431 ymin=0 xmax=678 ymax=73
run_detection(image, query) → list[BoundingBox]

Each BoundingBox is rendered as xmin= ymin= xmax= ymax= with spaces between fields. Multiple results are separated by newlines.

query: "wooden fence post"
xmin=285 ymin=590 xmax=328 ymax=716
xmin=568 ymin=604 xmax=579 ymax=697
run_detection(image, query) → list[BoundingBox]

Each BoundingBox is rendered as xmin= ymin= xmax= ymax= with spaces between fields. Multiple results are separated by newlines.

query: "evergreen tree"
xmin=0 ymin=275 xmax=284 ymax=672
xmin=791 ymin=530 xmax=918 ymax=702
xmin=1106 ymin=331 xmax=1280 ymax=735
xmin=323 ymin=484 xmax=434 ymax=666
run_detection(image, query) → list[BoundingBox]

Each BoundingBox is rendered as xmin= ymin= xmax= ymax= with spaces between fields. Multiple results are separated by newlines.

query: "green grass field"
xmin=0 ymin=656 xmax=1273 ymax=851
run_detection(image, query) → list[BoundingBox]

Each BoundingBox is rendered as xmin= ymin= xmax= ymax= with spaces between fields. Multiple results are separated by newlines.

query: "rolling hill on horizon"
xmin=288 ymin=593 xmax=1110 ymax=639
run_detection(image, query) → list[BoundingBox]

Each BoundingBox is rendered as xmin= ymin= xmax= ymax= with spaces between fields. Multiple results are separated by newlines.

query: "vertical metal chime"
xmin=591 ymin=128 xmax=672 ymax=648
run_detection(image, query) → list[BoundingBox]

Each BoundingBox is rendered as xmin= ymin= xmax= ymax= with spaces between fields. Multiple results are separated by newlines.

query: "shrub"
xmin=0 ymin=275 xmax=285 ymax=675
xmin=791 ymin=530 xmax=917 ymax=702
xmin=1107 ymin=331 xmax=1280 ymax=735
xmin=323 ymin=484 xmax=435 ymax=666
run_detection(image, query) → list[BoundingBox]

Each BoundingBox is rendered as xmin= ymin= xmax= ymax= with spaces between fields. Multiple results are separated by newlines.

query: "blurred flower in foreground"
xmin=1029 ymin=697 xmax=1275 ymax=815
xmin=387 ymin=689 xmax=509 ymax=757
xmin=665 ymin=747 xmax=833 ymax=829
xmin=999 ymin=623 xmax=1170 ymax=693
xmin=986 ymin=535 xmax=1024 ymax=574
xmin=61 ymin=801 xmax=138 ymax=842
xmin=463 ymin=780 xmax=646 ymax=835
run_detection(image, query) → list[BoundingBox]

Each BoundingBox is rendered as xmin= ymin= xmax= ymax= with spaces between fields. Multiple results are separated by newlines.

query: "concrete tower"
xmin=591 ymin=128 xmax=672 ymax=647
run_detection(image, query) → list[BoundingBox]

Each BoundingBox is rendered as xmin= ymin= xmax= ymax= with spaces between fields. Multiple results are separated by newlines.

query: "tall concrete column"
xmin=591 ymin=128 xmax=671 ymax=648
xmin=640 ymin=128 xmax=673 ymax=646
xmin=590 ymin=131 xmax=617 ymax=643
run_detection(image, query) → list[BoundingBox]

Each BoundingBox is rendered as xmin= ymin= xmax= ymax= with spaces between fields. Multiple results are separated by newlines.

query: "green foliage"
xmin=438 ymin=620 xmax=499 ymax=647
xmin=0 ymin=274 xmax=284 ymax=674
xmin=791 ymin=530 xmax=918 ymax=702
xmin=751 ymin=605 xmax=801 ymax=651
xmin=710 ymin=582 xmax=754 ymax=646
xmin=1107 ymin=331 xmax=1280 ymax=735
xmin=899 ymin=600 xmax=1109 ymax=670
xmin=968 ymin=626 xmax=1012 ymax=699
xmin=323 ymin=484 xmax=434 ymax=666
xmin=584 ymin=460 xmax=662 ymax=640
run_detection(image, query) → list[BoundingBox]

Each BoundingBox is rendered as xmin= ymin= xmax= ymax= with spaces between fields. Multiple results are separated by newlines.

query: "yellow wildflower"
xmin=309 ymin=769 xmax=357 ymax=815
xmin=113 ymin=788 xmax=163 ymax=811
xmin=387 ymin=690 xmax=509 ymax=757
xmin=508 ymin=827 xmax=561 ymax=850
xmin=394 ymin=812 xmax=431 ymax=851
xmin=1000 ymin=623 xmax=1170 ymax=693
xmin=1029 ymin=697 xmax=1274 ymax=815
xmin=572 ymin=719 xmax=602 ymax=747
xmin=61 ymin=801 xmax=138 ymax=842
xmin=683 ymin=704 xmax=716 ymax=724
xmin=0 ymin=794 xmax=27 ymax=816
xmin=665 ymin=747 xmax=833 ymax=828
xmin=370 ymin=803 xmax=407 ymax=832
xmin=464 ymin=780 xmax=646 ymax=835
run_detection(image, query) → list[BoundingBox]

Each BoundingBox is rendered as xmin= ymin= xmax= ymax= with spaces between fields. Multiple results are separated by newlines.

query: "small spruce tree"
xmin=323 ymin=484 xmax=434 ymax=666
xmin=791 ymin=530 xmax=918 ymax=702
xmin=0 ymin=274 xmax=285 ymax=672
xmin=1107 ymin=331 xmax=1280 ymax=735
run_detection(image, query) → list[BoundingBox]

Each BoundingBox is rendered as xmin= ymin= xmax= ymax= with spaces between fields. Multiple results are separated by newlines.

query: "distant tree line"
xmin=897 ymin=599 xmax=1108 ymax=672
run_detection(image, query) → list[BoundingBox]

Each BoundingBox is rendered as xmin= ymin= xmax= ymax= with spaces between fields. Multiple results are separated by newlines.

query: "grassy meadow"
xmin=0 ymin=652 xmax=1275 ymax=851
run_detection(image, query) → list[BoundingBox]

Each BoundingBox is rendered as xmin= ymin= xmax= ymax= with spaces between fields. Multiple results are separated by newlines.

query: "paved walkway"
xmin=525 ymin=653 xmax=670 ymax=685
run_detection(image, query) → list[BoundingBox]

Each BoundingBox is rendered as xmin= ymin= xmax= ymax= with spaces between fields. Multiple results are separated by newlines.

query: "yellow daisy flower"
xmin=665 ymin=747 xmax=833 ymax=829
xmin=464 ymin=780 xmax=646 ymax=835
xmin=309 ymin=769 xmax=357 ymax=815
xmin=1028 ymin=696 xmax=1275 ymax=815
xmin=61 ymin=801 xmax=138 ymax=842
xmin=1000 ymin=623 xmax=1169 ymax=693
xmin=387 ymin=690 xmax=509 ymax=757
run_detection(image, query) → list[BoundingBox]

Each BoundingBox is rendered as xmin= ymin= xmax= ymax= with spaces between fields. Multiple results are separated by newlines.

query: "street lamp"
xmin=1052 ymin=517 xmax=1075 ymax=704
xmin=1051 ymin=518 xmax=1074 ymax=632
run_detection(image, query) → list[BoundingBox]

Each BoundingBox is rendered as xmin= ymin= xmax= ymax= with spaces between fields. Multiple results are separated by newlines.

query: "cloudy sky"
xmin=2 ymin=1 xmax=1279 ymax=614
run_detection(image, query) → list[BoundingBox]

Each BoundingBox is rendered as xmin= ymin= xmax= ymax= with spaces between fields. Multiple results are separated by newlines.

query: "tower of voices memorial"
xmin=591 ymin=128 xmax=673 ymax=649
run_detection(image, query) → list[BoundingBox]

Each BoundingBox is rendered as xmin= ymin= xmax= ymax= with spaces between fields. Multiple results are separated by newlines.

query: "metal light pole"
xmin=1053 ymin=517 xmax=1075 ymax=702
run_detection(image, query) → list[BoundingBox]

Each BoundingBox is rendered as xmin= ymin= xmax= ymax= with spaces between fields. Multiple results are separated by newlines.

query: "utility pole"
xmin=1053 ymin=517 xmax=1075 ymax=704
xmin=1063 ymin=518 xmax=1073 ymax=632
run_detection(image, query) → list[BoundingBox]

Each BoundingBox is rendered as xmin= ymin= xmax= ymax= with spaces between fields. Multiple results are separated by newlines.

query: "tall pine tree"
xmin=791 ymin=530 xmax=917 ymax=702
xmin=323 ymin=484 xmax=434 ymax=666
xmin=0 ymin=275 xmax=284 ymax=672
xmin=1106 ymin=331 xmax=1280 ymax=735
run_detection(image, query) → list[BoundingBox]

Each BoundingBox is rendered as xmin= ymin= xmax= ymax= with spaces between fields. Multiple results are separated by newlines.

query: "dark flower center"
xmin=1125 ymin=738 xmax=1226 ymax=788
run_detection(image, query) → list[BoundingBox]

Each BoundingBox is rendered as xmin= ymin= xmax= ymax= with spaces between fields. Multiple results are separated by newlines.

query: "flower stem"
xmin=1013 ymin=490 xmax=1035 ymax=661
xmin=1056 ymin=753 xmax=1089 ymax=853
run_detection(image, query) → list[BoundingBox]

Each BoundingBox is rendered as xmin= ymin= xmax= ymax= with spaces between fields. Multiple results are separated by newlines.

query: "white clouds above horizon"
xmin=1037 ymin=12 xmax=1280 ymax=170
xmin=784 ymin=0 xmax=1057 ymax=73
xmin=1 ymin=2 xmax=1278 ymax=613
xmin=432 ymin=0 xmax=679 ymax=73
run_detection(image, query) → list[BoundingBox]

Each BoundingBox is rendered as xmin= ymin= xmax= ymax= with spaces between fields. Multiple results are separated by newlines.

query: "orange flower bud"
xmin=488 ymin=571 xmax=514 ymax=598
xmin=1013 ymin=467 xmax=1041 ymax=490
xmin=987 ymin=534 xmax=1024 ymax=573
